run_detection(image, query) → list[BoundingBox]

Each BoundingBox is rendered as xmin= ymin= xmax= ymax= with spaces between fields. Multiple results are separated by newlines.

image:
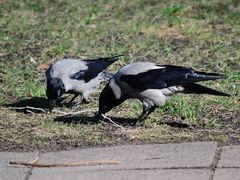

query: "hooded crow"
xmin=45 ymin=55 xmax=122 ymax=111
xmin=97 ymin=62 xmax=230 ymax=121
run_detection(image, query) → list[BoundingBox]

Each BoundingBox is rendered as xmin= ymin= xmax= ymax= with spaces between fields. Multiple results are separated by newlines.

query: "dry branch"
xmin=0 ymin=106 xmax=46 ymax=112
xmin=0 ymin=106 xmax=97 ymax=116
xmin=9 ymin=160 xmax=120 ymax=168
xmin=101 ymin=114 xmax=125 ymax=129
xmin=1 ymin=106 xmax=125 ymax=128
xmin=54 ymin=108 xmax=98 ymax=116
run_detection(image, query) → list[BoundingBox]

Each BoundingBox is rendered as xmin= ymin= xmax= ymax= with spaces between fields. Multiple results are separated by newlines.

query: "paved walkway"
xmin=1 ymin=142 xmax=240 ymax=180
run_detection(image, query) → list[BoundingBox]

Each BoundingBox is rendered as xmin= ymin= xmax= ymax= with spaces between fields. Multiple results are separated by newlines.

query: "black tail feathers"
xmin=104 ymin=54 xmax=124 ymax=61
xmin=83 ymin=54 xmax=124 ymax=62
xmin=186 ymin=71 xmax=226 ymax=82
xmin=183 ymin=83 xmax=231 ymax=97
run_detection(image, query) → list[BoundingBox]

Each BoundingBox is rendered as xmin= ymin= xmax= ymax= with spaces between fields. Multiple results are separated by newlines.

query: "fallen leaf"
xmin=37 ymin=63 xmax=50 ymax=72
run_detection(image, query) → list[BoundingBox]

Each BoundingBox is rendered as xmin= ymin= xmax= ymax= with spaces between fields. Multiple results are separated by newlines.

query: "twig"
xmin=101 ymin=114 xmax=125 ymax=129
xmin=54 ymin=108 xmax=98 ymax=116
xmin=10 ymin=157 xmax=40 ymax=168
xmin=0 ymin=106 xmax=97 ymax=116
xmin=26 ymin=109 xmax=36 ymax=114
xmin=27 ymin=157 xmax=40 ymax=164
xmin=0 ymin=106 xmax=46 ymax=113
xmin=9 ymin=160 xmax=120 ymax=168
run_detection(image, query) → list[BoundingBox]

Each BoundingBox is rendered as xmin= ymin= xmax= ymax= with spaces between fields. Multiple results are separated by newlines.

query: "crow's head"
xmin=96 ymin=82 xmax=126 ymax=119
xmin=46 ymin=78 xmax=65 ymax=111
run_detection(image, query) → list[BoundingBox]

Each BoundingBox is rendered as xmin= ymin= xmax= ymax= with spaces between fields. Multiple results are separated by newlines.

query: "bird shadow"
xmin=54 ymin=115 xmax=98 ymax=124
xmin=108 ymin=117 xmax=190 ymax=128
xmin=54 ymin=115 xmax=136 ymax=126
xmin=2 ymin=97 xmax=190 ymax=129
xmin=158 ymin=121 xmax=190 ymax=128
xmin=2 ymin=97 xmax=67 ymax=114
xmin=108 ymin=116 xmax=138 ymax=126
xmin=54 ymin=115 xmax=189 ymax=128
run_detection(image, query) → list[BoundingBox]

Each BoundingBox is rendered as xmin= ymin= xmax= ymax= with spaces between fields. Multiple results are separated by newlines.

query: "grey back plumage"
xmin=46 ymin=55 xmax=122 ymax=98
xmin=46 ymin=59 xmax=88 ymax=91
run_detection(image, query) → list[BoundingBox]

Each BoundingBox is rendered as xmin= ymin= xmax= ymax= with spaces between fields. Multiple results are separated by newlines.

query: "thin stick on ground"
xmin=54 ymin=108 xmax=98 ymax=116
xmin=0 ymin=106 xmax=98 ymax=116
xmin=101 ymin=114 xmax=125 ymax=129
xmin=27 ymin=157 xmax=40 ymax=164
xmin=0 ymin=106 xmax=46 ymax=113
xmin=1 ymin=106 xmax=124 ymax=128
xmin=9 ymin=160 xmax=120 ymax=168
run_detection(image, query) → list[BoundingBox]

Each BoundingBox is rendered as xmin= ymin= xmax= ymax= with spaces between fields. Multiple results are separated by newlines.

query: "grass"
xmin=0 ymin=0 xmax=239 ymax=151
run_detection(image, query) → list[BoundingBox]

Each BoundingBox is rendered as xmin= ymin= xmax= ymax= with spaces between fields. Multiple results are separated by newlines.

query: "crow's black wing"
xmin=70 ymin=55 xmax=122 ymax=82
xmin=120 ymin=65 xmax=225 ymax=91
xmin=120 ymin=67 xmax=167 ymax=90
xmin=183 ymin=83 xmax=230 ymax=97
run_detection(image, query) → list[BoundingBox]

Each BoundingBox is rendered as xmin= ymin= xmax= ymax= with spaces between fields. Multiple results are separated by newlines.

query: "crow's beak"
xmin=48 ymin=99 xmax=56 ymax=112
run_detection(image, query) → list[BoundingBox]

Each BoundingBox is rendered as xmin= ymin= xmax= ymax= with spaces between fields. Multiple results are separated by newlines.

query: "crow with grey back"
xmin=97 ymin=62 xmax=230 ymax=122
xmin=45 ymin=55 xmax=122 ymax=111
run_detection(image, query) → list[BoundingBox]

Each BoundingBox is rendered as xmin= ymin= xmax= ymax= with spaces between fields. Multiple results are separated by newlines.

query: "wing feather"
xmin=119 ymin=65 xmax=225 ymax=91
xmin=70 ymin=55 xmax=122 ymax=82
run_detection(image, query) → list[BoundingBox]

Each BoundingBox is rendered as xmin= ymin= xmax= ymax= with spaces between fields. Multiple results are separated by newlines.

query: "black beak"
xmin=48 ymin=99 xmax=56 ymax=112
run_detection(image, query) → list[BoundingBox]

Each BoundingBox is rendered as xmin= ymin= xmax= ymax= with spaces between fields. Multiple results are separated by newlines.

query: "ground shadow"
xmin=159 ymin=121 xmax=190 ymax=128
xmin=54 ymin=115 xmax=189 ymax=128
xmin=110 ymin=117 xmax=190 ymax=128
xmin=2 ymin=96 xmax=68 ymax=113
xmin=54 ymin=115 xmax=136 ymax=126
xmin=109 ymin=116 xmax=139 ymax=126
xmin=54 ymin=115 xmax=98 ymax=124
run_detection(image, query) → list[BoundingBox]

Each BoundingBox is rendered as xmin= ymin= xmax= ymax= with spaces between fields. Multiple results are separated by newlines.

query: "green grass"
xmin=0 ymin=0 xmax=239 ymax=151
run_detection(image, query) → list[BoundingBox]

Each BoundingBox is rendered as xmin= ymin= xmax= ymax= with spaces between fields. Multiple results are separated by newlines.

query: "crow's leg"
xmin=138 ymin=101 xmax=157 ymax=122
xmin=70 ymin=92 xmax=94 ymax=109
xmin=146 ymin=106 xmax=157 ymax=116
xmin=138 ymin=101 xmax=157 ymax=121
xmin=138 ymin=107 xmax=149 ymax=122
xmin=82 ymin=90 xmax=94 ymax=103
xmin=69 ymin=94 xmax=79 ymax=104
xmin=81 ymin=96 xmax=94 ymax=104
xmin=70 ymin=95 xmax=84 ymax=109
